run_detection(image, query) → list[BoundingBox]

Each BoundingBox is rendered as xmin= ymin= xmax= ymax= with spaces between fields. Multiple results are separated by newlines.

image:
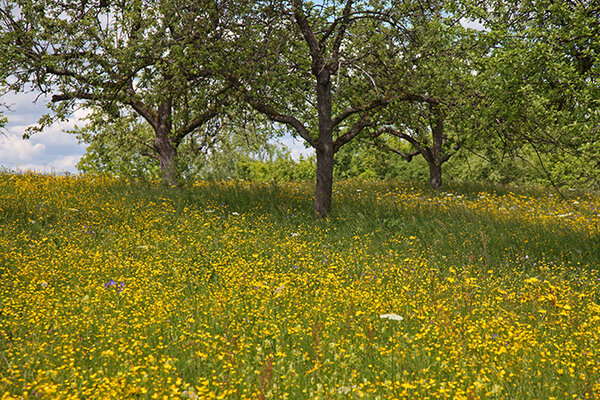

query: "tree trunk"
xmin=314 ymin=70 xmax=334 ymax=218
xmin=154 ymin=99 xmax=180 ymax=186
xmin=428 ymin=105 xmax=444 ymax=190
xmin=315 ymin=145 xmax=334 ymax=218
xmin=428 ymin=161 xmax=442 ymax=190
xmin=155 ymin=130 xmax=179 ymax=186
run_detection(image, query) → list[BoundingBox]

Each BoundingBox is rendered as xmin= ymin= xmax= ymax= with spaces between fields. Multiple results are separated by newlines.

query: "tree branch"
xmin=328 ymin=0 xmax=354 ymax=74
xmin=367 ymin=138 xmax=422 ymax=161
xmin=440 ymin=143 xmax=461 ymax=163
xmin=292 ymin=0 xmax=324 ymax=75
xmin=374 ymin=127 xmax=429 ymax=159
xmin=249 ymin=98 xmax=316 ymax=148
xmin=228 ymin=76 xmax=315 ymax=147
xmin=332 ymin=98 xmax=389 ymax=127
xmin=332 ymin=92 xmax=442 ymax=128
xmin=124 ymin=84 xmax=159 ymax=131
xmin=51 ymin=91 xmax=98 ymax=102
xmin=173 ymin=83 xmax=232 ymax=143
xmin=174 ymin=109 xmax=219 ymax=143
xmin=333 ymin=114 xmax=372 ymax=152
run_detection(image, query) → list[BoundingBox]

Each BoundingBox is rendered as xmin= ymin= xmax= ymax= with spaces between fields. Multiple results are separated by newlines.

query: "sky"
xmin=0 ymin=91 xmax=89 ymax=174
xmin=0 ymin=91 xmax=314 ymax=174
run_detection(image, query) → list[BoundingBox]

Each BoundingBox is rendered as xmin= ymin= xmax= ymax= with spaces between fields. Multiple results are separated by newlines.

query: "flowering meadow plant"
xmin=1 ymin=174 xmax=599 ymax=399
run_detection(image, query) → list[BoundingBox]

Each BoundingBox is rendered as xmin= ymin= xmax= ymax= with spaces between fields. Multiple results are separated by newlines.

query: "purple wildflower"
xmin=104 ymin=279 xmax=125 ymax=293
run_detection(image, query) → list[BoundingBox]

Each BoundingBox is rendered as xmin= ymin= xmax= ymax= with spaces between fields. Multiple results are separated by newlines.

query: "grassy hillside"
xmin=1 ymin=174 xmax=599 ymax=399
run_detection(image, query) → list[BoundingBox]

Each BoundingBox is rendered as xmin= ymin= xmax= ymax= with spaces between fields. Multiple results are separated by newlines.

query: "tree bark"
xmin=428 ymin=161 xmax=442 ymax=190
xmin=314 ymin=70 xmax=335 ymax=218
xmin=315 ymin=145 xmax=334 ymax=218
xmin=428 ymin=105 xmax=444 ymax=190
xmin=154 ymin=99 xmax=180 ymax=186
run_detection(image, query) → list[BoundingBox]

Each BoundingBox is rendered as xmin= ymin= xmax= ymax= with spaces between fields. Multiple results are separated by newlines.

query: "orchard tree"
xmin=0 ymin=0 xmax=231 ymax=185
xmin=74 ymin=101 xmax=282 ymax=181
xmin=372 ymin=104 xmax=460 ymax=189
xmin=362 ymin=0 xmax=491 ymax=190
xmin=219 ymin=0 xmax=435 ymax=218
xmin=73 ymin=108 xmax=162 ymax=179
xmin=470 ymin=0 xmax=600 ymax=180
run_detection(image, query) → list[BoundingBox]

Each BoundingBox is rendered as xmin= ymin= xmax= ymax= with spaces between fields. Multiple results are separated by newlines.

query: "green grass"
xmin=1 ymin=174 xmax=599 ymax=399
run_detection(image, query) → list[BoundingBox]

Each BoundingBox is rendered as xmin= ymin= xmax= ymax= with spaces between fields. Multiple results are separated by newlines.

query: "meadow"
xmin=1 ymin=173 xmax=599 ymax=399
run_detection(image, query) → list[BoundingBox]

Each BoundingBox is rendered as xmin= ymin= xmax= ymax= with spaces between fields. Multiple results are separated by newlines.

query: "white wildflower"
xmin=557 ymin=213 xmax=573 ymax=218
xmin=337 ymin=385 xmax=357 ymax=395
xmin=181 ymin=387 xmax=198 ymax=400
xmin=380 ymin=313 xmax=404 ymax=321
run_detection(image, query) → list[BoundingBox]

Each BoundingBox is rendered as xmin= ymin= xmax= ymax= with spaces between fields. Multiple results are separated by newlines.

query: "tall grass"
xmin=1 ymin=173 xmax=599 ymax=399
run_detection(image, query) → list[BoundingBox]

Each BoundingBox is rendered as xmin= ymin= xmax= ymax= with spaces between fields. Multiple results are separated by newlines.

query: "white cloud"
xmin=0 ymin=133 xmax=45 ymax=162
xmin=16 ymin=155 xmax=81 ymax=174
xmin=2 ymin=91 xmax=50 ymax=124
xmin=53 ymin=155 xmax=82 ymax=170
xmin=0 ymin=91 xmax=88 ymax=173
xmin=8 ymin=121 xmax=80 ymax=146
